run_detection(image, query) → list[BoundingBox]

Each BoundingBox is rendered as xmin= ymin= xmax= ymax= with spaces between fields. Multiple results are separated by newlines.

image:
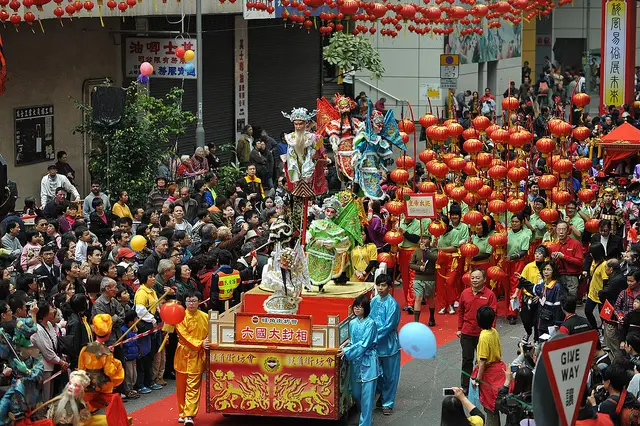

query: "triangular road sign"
xmin=541 ymin=330 xmax=598 ymax=426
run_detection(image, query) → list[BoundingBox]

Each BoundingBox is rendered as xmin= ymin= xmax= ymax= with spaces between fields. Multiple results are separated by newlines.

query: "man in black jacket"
xmin=591 ymin=219 xmax=624 ymax=260
xmin=33 ymin=245 xmax=60 ymax=293
xmin=599 ymin=259 xmax=628 ymax=355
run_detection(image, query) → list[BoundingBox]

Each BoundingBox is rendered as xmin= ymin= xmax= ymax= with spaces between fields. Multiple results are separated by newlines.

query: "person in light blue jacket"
xmin=339 ymin=295 xmax=380 ymax=426
xmin=371 ymin=274 xmax=401 ymax=415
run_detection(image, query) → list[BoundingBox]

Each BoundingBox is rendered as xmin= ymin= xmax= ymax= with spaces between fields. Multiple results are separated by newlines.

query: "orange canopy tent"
xmin=597 ymin=122 xmax=640 ymax=172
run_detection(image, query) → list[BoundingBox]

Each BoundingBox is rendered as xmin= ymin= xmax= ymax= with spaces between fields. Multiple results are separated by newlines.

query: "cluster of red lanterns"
xmin=242 ymin=0 xmax=573 ymax=38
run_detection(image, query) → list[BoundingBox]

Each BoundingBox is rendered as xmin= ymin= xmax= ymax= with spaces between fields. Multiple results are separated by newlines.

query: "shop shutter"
xmin=247 ymin=21 xmax=322 ymax=140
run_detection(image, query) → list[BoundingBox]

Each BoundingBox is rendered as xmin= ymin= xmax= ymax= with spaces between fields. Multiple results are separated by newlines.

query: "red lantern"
xmin=464 ymin=161 xmax=478 ymax=176
xmin=487 ymin=199 xmax=507 ymax=215
xmin=398 ymin=118 xmax=416 ymax=135
xmin=507 ymin=198 xmax=526 ymax=213
xmin=477 ymin=185 xmax=492 ymax=199
xmin=462 ymin=127 xmax=479 ymax=140
xmin=385 ymin=200 xmax=406 ymax=216
xmin=384 ymin=230 xmax=404 ymax=246
xmin=448 ymin=157 xmax=466 ymax=172
xmin=463 ymin=210 xmax=483 ymax=226
xmin=539 ymin=207 xmax=559 ymax=224
xmin=390 ymin=168 xmax=410 ymax=184
xmin=485 ymin=124 xmax=500 ymax=138
xmin=509 ymin=130 xmax=533 ymax=148
xmin=538 ymin=174 xmax=558 ymax=190
xmin=377 ymin=252 xmax=396 ymax=268
xmin=572 ymin=92 xmax=591 ymax=109
xmin=427 ymin=125 xmax=449 ymax=142
xmin=447 ymin=122 xmax=464 ymax=138
xmin=428 ymin=220 xmax=446 ymax=238
xmin=160 ymin=301 xmax=186 ymax=325
xmin=460 ymin=242 xmax=480 ymax=258
xmin=488 ymin=164 xmax=507 ymax=180
xmin=434 ymin=193 xmax=449 ymax=211
xmin=577 ymin=188 xmax=595 ymax=204
xmin=550 ymin=120 xmax=572 ymax=139
xmin=507 ymin=166 xmax=527 ymax=184
xmin=476 ymin=153 xmax=492 ymax=170
xmin=585 ymin=219 xmax=600 ymax=233
xmin=462 ymin=272 xmax=471 ymax=287
xmin=472 ymin=115 xmax=491 ymax=132
xmin=426 ymin=160 xmax=449 ymax=180
xmin=487 ymin=265 xmax=507 ymax=281
xmin=488 ymin=233 xmax=508 ymax=248
xmin=395 ymin=155 xmax=415 ymax=170
xmin=463 ymin=138 xmax=482 ymax=154
xmin=572 ymin=126 xmax=590 ymax=141
xmin=419 ymin=149 xmax=436 ymax=164
xmin=535 ymin=137 xmax=555 ymax=156
xmin=490 ymin=128 xmax=509 ymax=144
xmin=450 ymin=186 xmax=468 ymax=202
xmin=552 ymin=190 xmax=572 ymax=206
xmin=552 ymin=158 xmax=573 ymax=176
xmin=464 ymin=176 xmax=483 ymax=193
xmin=338 ymin=0 xmax=358 ymax=15
xmin=419 ymin=181 xmax=437 ymax=193
xmin=419 ymin=113 xmax=438 ymax=128
xmin=575 ymin=157 xmax=593 ymax=172
xmin=501 ymin=96 xmax=519 ymax=111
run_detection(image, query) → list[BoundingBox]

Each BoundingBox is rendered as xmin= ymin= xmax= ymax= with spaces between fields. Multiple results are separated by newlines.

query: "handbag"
xmin=468 ymin=377 xmax=481 ymax=407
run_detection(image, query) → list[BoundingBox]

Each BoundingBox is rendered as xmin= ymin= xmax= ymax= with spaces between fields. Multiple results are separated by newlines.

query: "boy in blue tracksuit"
xmin=370 ymin=274 xmax=401 ymax=415
xmin=121 ymin=310 xmax=141 ymax=399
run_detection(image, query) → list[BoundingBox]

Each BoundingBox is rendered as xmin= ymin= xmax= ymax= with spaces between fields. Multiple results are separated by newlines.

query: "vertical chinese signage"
xmin=14 ymin=105 xmax=55 ymax=166
xmin=235 ymin=16 xmax=248 ymax=139
xmin=600 ymin=0 xmax=635 ymax=112
xmin=125 ymin=38 xmax=197 ymax=79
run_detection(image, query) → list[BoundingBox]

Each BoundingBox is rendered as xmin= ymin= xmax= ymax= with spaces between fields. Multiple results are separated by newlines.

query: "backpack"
xmin=609 ymin=389 xmax=640 ymax=426
xmin=539 ymin=81 xmax=549 ymax=95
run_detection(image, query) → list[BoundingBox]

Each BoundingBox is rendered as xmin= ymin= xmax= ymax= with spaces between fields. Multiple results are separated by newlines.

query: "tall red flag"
xmin=0 ymin=35 xmax=6 ymax=96
xmin=600 ymin=299 xmax=615 ymax=322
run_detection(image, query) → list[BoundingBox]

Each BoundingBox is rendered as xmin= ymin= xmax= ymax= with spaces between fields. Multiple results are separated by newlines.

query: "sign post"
xmin=538 ymin=330 xmax=598 ymax=426
xmin=405 ymin=193 xmax=436 ymax=219
xmin=440 ymin=54 xmax=459 ymax=90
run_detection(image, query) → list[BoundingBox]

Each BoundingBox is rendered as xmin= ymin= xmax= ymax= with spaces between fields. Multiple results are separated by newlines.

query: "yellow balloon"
xmin=130 ymin=235 xmax=147 ymax=252
xmin=184 ymin=50 xmax=195 ymax=62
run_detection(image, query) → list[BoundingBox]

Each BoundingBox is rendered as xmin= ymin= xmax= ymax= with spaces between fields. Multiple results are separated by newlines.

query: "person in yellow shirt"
xmin=586 ymin=242 xmax=607 ymax=332
xmin=440 ymin=387 xmax=486 ymax=426
xmin=175 ymin=289 xmax=210 ymax=426
xmin=134 ymin=267 xmax=159 ymax=394
xmin=111 ymin=190 xmax=133 ymax=219
xmin=471 ymin=306 xmax=505 ymax=426
xmin=513 ymin=245 xmax=548 ymax=343
xmin=350 ymin=231 xmax=378 ymax=282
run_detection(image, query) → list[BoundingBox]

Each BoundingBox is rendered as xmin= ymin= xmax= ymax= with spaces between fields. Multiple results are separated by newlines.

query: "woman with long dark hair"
xmin=440 ymin=387 xmax=486 ymax=425
xmin=496 ymin=366 xmax=535 ymax=426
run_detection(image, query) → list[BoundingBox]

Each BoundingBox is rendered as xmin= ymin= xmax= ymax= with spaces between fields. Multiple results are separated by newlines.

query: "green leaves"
xmin=322 ymin=32 xmax=385 ymax=80
xmin=74 ymin=82 xmax=196 ymax=207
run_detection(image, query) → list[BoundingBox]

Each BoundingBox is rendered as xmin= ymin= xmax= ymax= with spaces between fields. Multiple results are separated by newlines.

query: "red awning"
xmin=596 ymin=122 xmax=640 ymax=171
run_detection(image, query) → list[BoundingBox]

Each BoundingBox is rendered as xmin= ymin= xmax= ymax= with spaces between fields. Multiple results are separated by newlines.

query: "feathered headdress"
xmin=282 ymin=107 xmax=316 ymax=123
xmin=334 ymin=94 xmax=356 ymax=111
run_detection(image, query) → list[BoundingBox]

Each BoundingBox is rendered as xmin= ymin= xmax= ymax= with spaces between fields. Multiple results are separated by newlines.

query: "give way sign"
xmin=541 ymin=330 xmax=598 ymax=426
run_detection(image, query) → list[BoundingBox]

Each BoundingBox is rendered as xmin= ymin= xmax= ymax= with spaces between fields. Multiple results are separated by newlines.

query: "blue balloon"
xmin=184 ymin=63 xmax=195 ymax=74
xmin=137 ymin=74 xmax=149 ymax=84
xmin=399 ymin=322 xmax=437 ymax=359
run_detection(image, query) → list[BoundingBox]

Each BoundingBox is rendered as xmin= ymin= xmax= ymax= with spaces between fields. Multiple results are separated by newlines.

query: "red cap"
xmin=117 ymin=247 xmax=136 ymax=260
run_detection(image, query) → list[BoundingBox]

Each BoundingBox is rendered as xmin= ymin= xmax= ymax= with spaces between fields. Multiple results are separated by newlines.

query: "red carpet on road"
xmin=130 ymin=289 xmax=470 ymax=425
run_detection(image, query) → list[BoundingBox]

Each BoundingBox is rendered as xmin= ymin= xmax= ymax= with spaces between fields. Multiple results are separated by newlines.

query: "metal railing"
xmin=355 ymin=78 xmax=409 ymax=107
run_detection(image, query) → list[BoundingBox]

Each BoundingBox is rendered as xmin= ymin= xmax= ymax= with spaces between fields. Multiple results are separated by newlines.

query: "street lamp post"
xmin=195 ymin=0 xmax=205 ymax=147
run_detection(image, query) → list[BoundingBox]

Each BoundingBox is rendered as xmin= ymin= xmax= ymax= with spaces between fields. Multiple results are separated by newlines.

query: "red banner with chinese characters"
xmin=207 ymin=347 xmax=350 ymax=420
xmin=235 ymin=313 xmax=312 ymax=347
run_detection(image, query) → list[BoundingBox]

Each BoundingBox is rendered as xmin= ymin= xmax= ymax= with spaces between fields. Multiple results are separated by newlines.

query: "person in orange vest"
xmin=208 ymin=249 xmax=241 ymax=313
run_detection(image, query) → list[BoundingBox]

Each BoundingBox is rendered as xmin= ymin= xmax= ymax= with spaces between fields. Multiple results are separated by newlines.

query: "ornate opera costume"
xmin=77 ymin=314 xmax=127 ymax=426
xmin=48 ymin=370 xmax=92 ymax=426
xmin=0 ymin=319 xmax=48 ymax=426
xmin=317 ymin=95 xmax=364 ymax=182
xmin=370 ymin=292 xmax=400 ymax=411
xmin=342 ymin=315 xmax=379 ymax=426
xmin=282 ymin=107 xmax=327 ymax=197
xmin=174 ymin=304 xmax=209 ymax=421
xmin=352 ymin=109 xmax=406 ymax=200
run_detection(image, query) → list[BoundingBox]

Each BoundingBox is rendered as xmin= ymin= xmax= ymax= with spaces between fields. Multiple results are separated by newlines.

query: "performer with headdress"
xmin=0 ymin=318 xmax=46 ymax=426
xmin=594 ymin=187 xmax=624 ymax=237
xmin=77 ymin=314 xmax=127 ymax=426
xmin=317 ymin=94 xmax=365 ymax=182
xmin=352 ymin=108 xmax=406 ymax=200
xmin=48 ymin=370 xmax=91 ymax=426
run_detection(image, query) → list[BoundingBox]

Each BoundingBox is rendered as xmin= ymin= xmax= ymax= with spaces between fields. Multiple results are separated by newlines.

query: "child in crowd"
xmin=121 ymin=310 xmax=141 ymax=400
xmin=370 ymin=274 xmax=400 ymax=415
xmin=338 ymin=295 xmax=380 ymax=426
xmin=20 ymin=230 xmax=43 ymax=272
xmin=74 ymin=227 xmax=91 ymax=263
xmin=118 ymin=286 xmax=133 ymax=312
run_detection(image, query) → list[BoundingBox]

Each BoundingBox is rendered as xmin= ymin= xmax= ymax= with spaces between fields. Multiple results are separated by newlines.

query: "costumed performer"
xmin=370 ymin=275 xmax=400 ymax=416
xmin=338 ymin=295 xmax=380 ymax=426
xmin=48 ymin=370 xmax=92 ymax=426
xmin=0 ymin=318 xmax=47 ymax=426
xmin=436 ymin=205 xmax=469 ymax=315
xmin=409 ymin=235 xmax=438 ymax=325
xmin=317 ymin=94 xmax=364 ymax=182
xmin=350 ymin=230 xmax=378 ymax=283
xmin=352 ymin=109 xmax=405 ymax=200
xmin=175 ymin=289 xmax=209 ymax=426
xmin=504 ymin=213 xmax=530 ymax=324
xmin=77 ymin=314 xmax=127 ymax=426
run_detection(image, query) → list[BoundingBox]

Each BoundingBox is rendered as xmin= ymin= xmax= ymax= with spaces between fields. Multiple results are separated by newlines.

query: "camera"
xmin=594 ymin=386 xmax=609 ymax=405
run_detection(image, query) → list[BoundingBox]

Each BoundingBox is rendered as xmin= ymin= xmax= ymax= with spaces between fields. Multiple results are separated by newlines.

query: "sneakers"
xmin=155 ymin=379 xmax=168 ymax=386
xmin=178 ymin=418 xmax=185 ymax=424
xmin=508 ymin=317 xmax=517 ymax=325
xmin=382 ymin=407 xmax=393 ymax=416
xmin=138 ymin=387 xmax=152 ymax=394
xmin=520 ymin=333 xmax=531 ymax=345
xmin=448 ymin=306 xmax=455 ymax=315
xmin=428 ymin=318 xmax=436 ymax=327
xmin=150 ymin=383 xmax=163 ymax=391
xmin=438 ymin=308 xmax=446 ymax=315
xmin=453 ymin=301 xmax=459 ymax=308
xmin=407 ymin=306 xmax=415 ymax=315
xmin=126 ymin=390 xmax=140 ymax=399
xmin=184 ymin=417 xmax=194 ymax=426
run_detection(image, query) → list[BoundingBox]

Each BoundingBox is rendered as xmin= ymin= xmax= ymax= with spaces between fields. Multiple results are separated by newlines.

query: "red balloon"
xmin=160 ymin=301 xmax=186 ymax=325
xmin=176 ymin=47 xmax=186 ymax=59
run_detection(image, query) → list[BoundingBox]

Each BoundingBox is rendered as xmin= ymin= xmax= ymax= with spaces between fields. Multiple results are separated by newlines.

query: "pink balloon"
xmin=140 ymin=62 xmax=154 ymax=76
